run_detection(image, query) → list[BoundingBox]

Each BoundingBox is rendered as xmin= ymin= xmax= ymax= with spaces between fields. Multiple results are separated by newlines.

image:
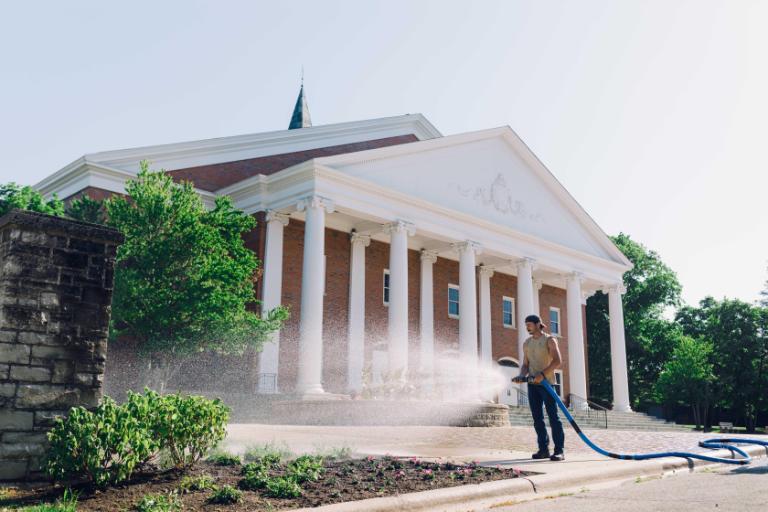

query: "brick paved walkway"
xmin=225 ymin=424 xmax=764 ymax=461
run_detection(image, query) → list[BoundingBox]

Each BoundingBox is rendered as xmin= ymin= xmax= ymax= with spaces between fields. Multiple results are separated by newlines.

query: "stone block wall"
xmin=0 ymin=209 xmax=122 ymax=481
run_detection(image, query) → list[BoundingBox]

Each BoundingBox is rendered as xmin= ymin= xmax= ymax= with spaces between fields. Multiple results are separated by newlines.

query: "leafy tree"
xmin=105 ymin=162 xmax=288 ymax=390
xmin=586 ymin=233 xmax=682 ymax=409
xmin=760 ymin=265 xmax=768 ymax=307
xmin=677 ymin=298 xmax=768 ymax=431
xmin=654 ymin=334 xmax=714 ymax=429
xmin=0 ymin=182 xmax=64 ymax=217
xmin=66 ymin=195 xmax=106 ymax=224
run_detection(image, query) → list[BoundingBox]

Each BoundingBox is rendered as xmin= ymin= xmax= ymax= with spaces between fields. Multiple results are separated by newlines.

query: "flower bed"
xmin=1 ymin=455 xmax=536 ymax=511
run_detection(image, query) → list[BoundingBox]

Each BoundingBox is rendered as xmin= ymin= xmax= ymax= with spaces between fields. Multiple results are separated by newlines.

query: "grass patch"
xmin=313 ymin=444 xmax=352 ymax=460
xmin=178 ymin=474 xmax=216 ymax=493
xmin=243 ymin=442 xmax=293 ymax=463
xmin=206 ymin=449 xmax=241 ymax=466
xmin=134 ymin=491 xmax=182 ymax=512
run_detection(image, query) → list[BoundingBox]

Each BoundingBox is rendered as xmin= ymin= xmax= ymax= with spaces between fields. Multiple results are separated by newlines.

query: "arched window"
xmin=497 ymin=357 xmax=520 ymax=368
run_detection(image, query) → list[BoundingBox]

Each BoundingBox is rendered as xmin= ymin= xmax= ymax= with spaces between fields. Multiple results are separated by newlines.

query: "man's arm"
xmin=514 ymin=353 xmax=530 ymax=383
xmin=532 ymin=337 xmax=563 ymax=384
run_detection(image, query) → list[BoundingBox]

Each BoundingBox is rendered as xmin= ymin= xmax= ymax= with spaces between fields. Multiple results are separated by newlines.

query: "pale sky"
xmin=1 ymin=1 xmax=766 ymax=306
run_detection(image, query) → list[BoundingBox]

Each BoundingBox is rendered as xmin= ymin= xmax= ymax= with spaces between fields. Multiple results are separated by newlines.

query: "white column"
xmin=385 ymin=220 xmax=415 ymax=379
xmin=532 ymin=278 xmax=543 ymax=319
xmin=478 ymin=266 xmax=494 ymax=366
xmin=566 ymin=272 xmax=589 ymax=408
xmin=419 ymin=250 xmax=438 ymax=388
xmin=456 ymin=241 xmax=481 ymax=362
xmin=515 ymin=258 xmax=535 ymax=364
xmin=608 ymin=284 xmax=632 ymax=412
xmin=257 ymin=210 xmax=289 ymax=393
xmin=347 ymin=233 xmax=370 ymax=394
xmin=295 ymin=196 xmax=334 ymax=396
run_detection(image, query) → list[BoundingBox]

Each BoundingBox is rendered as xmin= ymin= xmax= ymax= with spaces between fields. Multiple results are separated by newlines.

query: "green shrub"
xmin=265 ymin=476 xmax=303 ymax=498
xmin=238 ymin=462 xmax=270 ymax=491
xmin=243 ymin=442 xmax=293 ymax=462
xmin=206 ymin=449 xmax=241 ymax=466
xmin=127 ymin=389 xmax=230 ymax=469
xmin=286 ymin=455 xmax=324 ymax=483
xmin=46 ymin=397 xmax=159 ymax=486
xmin=178 ymin=474 xmax=216 ymax=493
xmin=134 ymin=491 xmax=182 ymax=512
xmin=207 ymin=485 xmax=242 ymax=504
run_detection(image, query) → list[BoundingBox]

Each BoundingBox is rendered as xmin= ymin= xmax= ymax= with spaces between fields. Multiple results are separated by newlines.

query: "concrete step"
xmin=507 ymin=407 xmax=690 ymax=431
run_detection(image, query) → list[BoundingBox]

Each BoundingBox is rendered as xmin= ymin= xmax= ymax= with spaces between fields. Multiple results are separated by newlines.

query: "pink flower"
xmin=424 ymin=469 xmax=433 ymax=475
xmin=513 ymin=468 xmax=522 ymax=477
xmin=366 ymin=456 xmax=375 ymax=462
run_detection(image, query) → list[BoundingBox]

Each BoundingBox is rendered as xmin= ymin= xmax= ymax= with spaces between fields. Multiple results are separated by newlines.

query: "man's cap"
xmin=525 ymin=314 xmax=542 ymax=324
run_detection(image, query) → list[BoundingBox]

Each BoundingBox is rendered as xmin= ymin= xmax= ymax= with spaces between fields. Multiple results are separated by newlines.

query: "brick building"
xmin=34 ymin=87 xmax=634 ymax=411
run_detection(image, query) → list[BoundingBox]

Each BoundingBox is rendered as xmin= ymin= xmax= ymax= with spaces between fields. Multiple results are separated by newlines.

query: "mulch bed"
xmin=1 ymin=457 xmax=538 ymax=511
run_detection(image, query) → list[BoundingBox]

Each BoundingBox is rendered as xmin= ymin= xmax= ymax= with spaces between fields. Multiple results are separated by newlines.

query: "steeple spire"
xmin=288 ymin=73 xmax=312 ymax=130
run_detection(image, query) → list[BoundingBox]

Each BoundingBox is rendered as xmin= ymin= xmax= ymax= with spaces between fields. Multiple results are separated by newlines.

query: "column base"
xmin=293 ymin=391 xmax=350 ymax=401
xmin=613 ymin=404 xmax=633 ymax=413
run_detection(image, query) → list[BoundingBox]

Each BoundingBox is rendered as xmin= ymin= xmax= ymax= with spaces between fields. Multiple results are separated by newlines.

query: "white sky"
xmin=1 ymin=1 xmax=766 ymax=306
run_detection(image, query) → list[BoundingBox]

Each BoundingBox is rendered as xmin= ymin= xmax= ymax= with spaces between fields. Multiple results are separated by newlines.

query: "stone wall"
xmin=0 ymin=209 xmax=122 ymax=481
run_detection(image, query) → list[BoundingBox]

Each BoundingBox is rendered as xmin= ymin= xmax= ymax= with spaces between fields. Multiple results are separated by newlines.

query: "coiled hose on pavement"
xmin=522 ymin=377 xmax=768 ymax=465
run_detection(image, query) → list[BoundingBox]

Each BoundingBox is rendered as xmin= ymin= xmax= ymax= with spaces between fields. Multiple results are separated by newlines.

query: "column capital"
xmin=564 ymin=271 xmax=584 ymax=284
xmin=604 ymin=282 xmax=627 ymax=295
xmin=514 ymin=257 xmax=536 ymax=272
xmin=420 ymin=249 xmax=438 ymax=264
xmin=383 ymin=219 xmax=416 ymax=236
xmin=452 ymin=240 xmax=482 ymax=255
xmin=265 ymin=210 xmax=290 ymax=226
xmin=350 ymin=232 xmax=371 ymax=247
xmin=533 ymin=278 xmax=544 ymax=291
xmin=297 ymin=195 xmax=335 ymax=214
xmin=479 ymin=265 xmax=495 ymax=279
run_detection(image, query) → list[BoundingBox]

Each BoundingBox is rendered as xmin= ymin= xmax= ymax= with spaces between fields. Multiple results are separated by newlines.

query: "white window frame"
xmin=549 ymin=307 xmax=561 ymax=335
xmin=502 ymin=296 xmax=516 ymax=328
xmin=553 ymin=369 xmax=564 ymax=399
xmin=448 ymin=284 xmax=460 ymax=319
xmin=383 ymin=269 xmax=390 ymax=306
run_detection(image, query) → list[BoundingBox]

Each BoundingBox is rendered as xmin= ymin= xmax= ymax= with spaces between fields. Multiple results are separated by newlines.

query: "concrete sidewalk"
xmin=223 ymin=424 xmax=768 ymax=511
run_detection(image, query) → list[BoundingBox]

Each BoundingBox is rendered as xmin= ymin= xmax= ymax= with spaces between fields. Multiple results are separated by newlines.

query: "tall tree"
xmin=677 ymin=298 xmax=768 ymax=431
xmin=0 ymin=183 xmax=64 ymax=217
xmin=654 ymin=334 xmax=714 ymax=429
xmin=586 ymin=233 xmax=682 ymax=408
xmin=760 ymin=265 xmax=768 ymax=307
xmin=106 ymin=163 xmax=287 ymax=391
xmin=66 ymin=195 xmax=106 ymax=224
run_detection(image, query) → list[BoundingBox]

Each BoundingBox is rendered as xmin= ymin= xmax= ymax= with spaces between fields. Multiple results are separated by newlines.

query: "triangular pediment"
xmin=319 ymin=129 xmax=627 ymax=265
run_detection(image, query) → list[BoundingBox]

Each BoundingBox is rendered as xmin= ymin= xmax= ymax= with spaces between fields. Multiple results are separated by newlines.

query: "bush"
xmin=127 ymin=390 xmax=230 ymax=469
xmin=207 ymin=485 xmax=242 ymax=505
xmin=46 ymin=389 xmax=231 ymax=486
xmin=286 ymin=455 xmax=324 ymax=484
xmin=46 ymin=397 xmax=159 ymax=487
xmin=238 ymin=462 xmax=270 ymax=491
xmin=178 ymin=474 xmax=216 ymax=493
xmin=134 ymin=491 xmax=182 ymax=512
xmin=264 ymin=476 xmax=303 ymax=499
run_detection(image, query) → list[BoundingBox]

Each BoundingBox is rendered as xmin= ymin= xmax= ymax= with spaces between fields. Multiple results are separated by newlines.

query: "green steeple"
xmin=289 ymin=82 xmax=312 ymax=130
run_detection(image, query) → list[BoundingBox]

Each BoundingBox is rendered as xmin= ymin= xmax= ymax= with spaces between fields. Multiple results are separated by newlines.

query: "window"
xmin=502 ymin=296 xmax=515 ymax=328
xmin=553 ymin=370 xmax=564 ymax=399
xmin=383 ymin=270 xmax=390 ymax=305
xmin=549 ymin=307 xmax=561 ymax=335
xmin=448 ymin=284 xmax=460 ymax=318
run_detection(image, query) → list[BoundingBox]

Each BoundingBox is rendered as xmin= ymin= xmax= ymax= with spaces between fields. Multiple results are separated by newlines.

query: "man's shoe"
xmin=531 ymin=450 xmax=551 ymax=460
xmin=550 ymin=452 xmax=565 ymax=462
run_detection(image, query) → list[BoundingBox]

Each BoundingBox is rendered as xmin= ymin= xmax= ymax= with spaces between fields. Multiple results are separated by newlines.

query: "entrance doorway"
xmin=497 ymin=358 xmax=520 ymax=407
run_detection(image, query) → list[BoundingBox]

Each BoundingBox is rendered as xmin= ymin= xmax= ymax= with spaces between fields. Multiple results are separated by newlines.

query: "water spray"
xmin=515 ymin=377 xmax=768 ymax=465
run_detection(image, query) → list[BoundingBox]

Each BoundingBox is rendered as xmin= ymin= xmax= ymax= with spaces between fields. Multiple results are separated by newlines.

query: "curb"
xmin=294 ymin=445 xmax=768 ymax=512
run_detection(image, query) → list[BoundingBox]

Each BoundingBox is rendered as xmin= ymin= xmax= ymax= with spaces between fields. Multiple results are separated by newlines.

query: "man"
xmin=514 ymin=314 xmax=565 ymax=461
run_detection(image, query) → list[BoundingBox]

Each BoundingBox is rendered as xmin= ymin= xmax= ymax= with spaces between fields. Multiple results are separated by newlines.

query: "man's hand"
xmin=533 ymin=373 xmax=544 ymax=385
xmin=512 ymin=375 xmax=527 ymax=384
